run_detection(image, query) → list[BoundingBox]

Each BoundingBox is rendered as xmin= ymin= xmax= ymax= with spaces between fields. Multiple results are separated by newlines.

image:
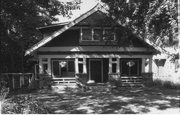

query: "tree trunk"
xmin=178 ymin=0 xmax=180 ymax=71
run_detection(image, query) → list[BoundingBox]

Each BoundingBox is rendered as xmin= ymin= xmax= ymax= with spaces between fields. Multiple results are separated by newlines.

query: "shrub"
xmin=162 ymin=81 xmax=180 ymax=89
xmin=151 ymin=79 xmax=180 ymax=89
xmin=39 ymin=74 xmax=53 ymax=89
xmin=2 ymin=95 xmax=49 ymax=114
xmin=0 ymin=79 xmax=9 ymax=114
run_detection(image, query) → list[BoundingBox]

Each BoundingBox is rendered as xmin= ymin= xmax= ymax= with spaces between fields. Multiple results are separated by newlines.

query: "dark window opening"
xmin=82 ymin=29 xmax=92 ymax=40
xmin=112 ymin=63 xmax=117 ymax=73
xmin=79 ymin=64 xmax=83 ymax=73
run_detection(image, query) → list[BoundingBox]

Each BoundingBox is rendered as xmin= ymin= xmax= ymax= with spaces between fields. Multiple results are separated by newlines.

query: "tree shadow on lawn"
xmin=32 ymin=87 xmax=180 ymax=114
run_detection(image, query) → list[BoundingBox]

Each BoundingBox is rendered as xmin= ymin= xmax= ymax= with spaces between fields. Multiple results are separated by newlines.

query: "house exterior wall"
xmin=152 ymin=54 xmax=180 ymax=84
xmin=38 ymin=54 xmax=153 ymax=78
xmin=34 ymin=8 xmax=157 ymax=86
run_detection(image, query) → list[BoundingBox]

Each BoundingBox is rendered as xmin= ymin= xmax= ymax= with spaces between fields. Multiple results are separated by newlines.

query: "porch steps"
xmin=120 ymin=76 xmax=144 ymax=87
xmin=87 ymin=83 xmax=111 ymax=92
xmin=52 ymin=77 xmax=76 ymax=84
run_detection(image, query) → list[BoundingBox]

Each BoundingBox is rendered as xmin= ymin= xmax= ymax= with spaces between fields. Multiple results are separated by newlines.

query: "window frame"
xmin=120 ymin=59 xmax=140 ymax=76
xmin=52 ymin=59 xmax=75 ymax=77
xmin=80 ymin=27 xmax=116 ymax=41
xmin=103 ymin=28 xmax=116 ymax=41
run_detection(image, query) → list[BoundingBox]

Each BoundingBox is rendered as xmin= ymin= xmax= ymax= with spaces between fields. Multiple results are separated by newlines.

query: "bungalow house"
xmin=25 ymin=4 xmax=158 ymax=87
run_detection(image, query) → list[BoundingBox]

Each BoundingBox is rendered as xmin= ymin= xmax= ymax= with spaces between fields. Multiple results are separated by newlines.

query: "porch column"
xmin=47 ymin=58 xmax=51 ymax=75
xmin=39 ymin=58 xmax=43 ymax=74
xmin=83 ymin=58 xmax=87 ymax=73
xmin=75 ymin=58 xmax=79 ymax=74
xmin=149 ymin=57 xmax=152 ymax=73
xmin=117 ymin=58 xmax=120 ymax=74
xmin=109 ymin=58 xmax=112 ymax=73
xmin=141 ymin=58 xmax=145 ymax=73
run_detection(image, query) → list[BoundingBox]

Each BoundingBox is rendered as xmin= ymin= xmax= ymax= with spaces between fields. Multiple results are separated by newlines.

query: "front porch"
xmin=37 ymin=54 xmax=153 ymax=87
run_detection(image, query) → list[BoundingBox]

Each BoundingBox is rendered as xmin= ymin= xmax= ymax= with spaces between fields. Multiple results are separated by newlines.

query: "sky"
xmin=54 ymin=0 xmax=98 ymax=23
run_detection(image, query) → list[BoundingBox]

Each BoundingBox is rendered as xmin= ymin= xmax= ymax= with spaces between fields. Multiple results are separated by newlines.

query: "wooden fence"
xmin=0 ymin=73 xmax=35 ymax=90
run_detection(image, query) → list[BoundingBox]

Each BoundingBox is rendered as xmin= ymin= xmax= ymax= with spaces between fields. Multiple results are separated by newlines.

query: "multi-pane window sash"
xmin=81 ymin=27 xmax=116 ymax=41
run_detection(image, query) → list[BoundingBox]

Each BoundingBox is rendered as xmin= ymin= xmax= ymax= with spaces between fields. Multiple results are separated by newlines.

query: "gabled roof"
xmin=37 ymin=22 xmax=70 ymax=34
xmin=25 ymin=3 xmax=107 ymax=55
xmin=25 ymin=3 xmax=159 ymax=56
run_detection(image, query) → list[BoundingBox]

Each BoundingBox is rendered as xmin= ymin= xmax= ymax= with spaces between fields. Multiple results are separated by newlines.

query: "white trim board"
xmin=38 ymin=46 xmax=155 ymax=52
xmin=39 ymin=54 xmax=152 ymax=59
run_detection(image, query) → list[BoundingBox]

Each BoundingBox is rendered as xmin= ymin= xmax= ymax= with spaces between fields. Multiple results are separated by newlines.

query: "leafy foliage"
xmin=2 ymin=95 xmax=49 ymax=114
xmin=0 ymin=79 xmax=9 ymax=101
xmin=0 ymin=0 xmax=79 ymax=73
xmin=102 ymin=0 xmax=178 ymax=47
xmin=0 ymin=79 xmax=9 ymax=114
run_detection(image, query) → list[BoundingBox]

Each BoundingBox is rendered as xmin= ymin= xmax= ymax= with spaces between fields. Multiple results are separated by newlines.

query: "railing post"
xmin=20 ymin=76 xmax=22 ymax=88
xmin=149 ymin=57 xmax=152 ymax=73
xmin=83 ymin=58 xmax=87 ymax=73
xmin=28 ymin=75 xmax=31 ymax=87
xmin=39 ymin=58 xmax=43 ymax=74
xmin=141 ymin=58 xmax=145 ymax=73
xmin=117 ymin=58 xmax=120 ymax=74
xmin=47 ymin=58 xmax=51 ymax=75
xmin=109 ymin=58 xmax=112 ymax=74
xmin=12 ymin=75 xmax=15 ymax=89
xmin=75 ymin=58 xmax=79 ymax=74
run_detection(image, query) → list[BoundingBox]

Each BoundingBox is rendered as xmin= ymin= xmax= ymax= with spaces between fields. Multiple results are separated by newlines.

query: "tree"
xmin=0 ymin=0 xmax=79 ymax=73
xmin=102 ymin=0 xmax=178 ymax=48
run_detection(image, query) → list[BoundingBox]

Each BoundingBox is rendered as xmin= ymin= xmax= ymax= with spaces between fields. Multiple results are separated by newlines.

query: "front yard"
xmin=3 ymin=86 xmax=179 ymax=114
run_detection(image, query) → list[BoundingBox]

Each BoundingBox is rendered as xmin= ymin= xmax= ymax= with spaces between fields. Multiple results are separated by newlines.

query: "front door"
xmin=89 ymin=59 xmax=102 ymax=83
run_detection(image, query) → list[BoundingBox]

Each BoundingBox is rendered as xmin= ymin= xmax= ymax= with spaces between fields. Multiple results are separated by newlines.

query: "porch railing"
xmin=0 ymin=73 xmax=35 ymax=90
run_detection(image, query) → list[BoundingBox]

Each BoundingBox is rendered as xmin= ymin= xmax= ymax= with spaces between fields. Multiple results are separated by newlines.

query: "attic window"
xmin=82 ymin=28 xmax=92 ymax=40
xmin=81 ymin=27 xmax=116 ymax=41
xmin=93 ymin=28 xmax=103 ymax=40
xmin=104 ymin=29 xmax=116 ymax=41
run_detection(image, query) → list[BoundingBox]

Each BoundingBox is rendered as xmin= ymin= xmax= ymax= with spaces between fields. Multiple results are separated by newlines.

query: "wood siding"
xmin=44 ymin=29 xmax=80 ymax=47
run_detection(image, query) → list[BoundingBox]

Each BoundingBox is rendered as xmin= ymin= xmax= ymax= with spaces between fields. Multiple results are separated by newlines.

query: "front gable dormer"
xmin=25 ymin=3 xmax=158 ymax=55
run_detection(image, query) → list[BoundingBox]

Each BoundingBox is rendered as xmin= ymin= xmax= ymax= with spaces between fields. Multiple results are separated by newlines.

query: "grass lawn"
xmin=19 ymin=86 xmax=180 ymax=114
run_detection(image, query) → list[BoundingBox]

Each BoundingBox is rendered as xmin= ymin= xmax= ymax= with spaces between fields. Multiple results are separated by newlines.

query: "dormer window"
xmin=93 ymin=28 xmax=103 ymax=40
xmin=80 ymin=27 xmax=116 ymax=41
xmin=82 ymin=28 xmax=92 ymax=40
xmin=104 ymin=29 xmax=116 ymax=41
